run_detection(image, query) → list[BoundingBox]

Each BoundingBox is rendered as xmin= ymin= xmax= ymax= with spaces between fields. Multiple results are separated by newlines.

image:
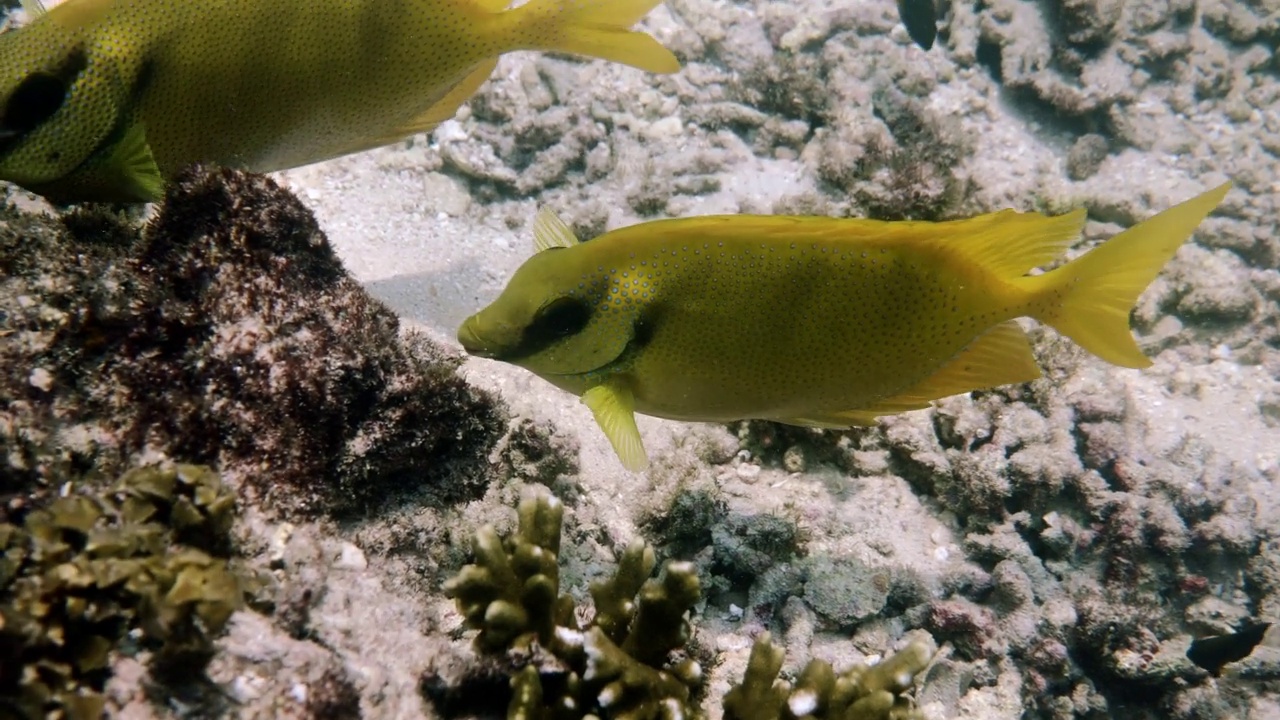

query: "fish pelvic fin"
xmin=582 ymin=380 xmax=649 ymax=472
xmin=110 ymin=122 xmax=165 ymax=202
xmin=505 ymin=0 xmax=681 ymax=73
xmin=1026 ymin=181 xmax=1232 ymax=369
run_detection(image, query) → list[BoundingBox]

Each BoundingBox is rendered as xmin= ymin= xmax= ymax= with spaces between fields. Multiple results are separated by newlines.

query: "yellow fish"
xmin=457 ymin=182 xmax=1231 ymax=471
xmin=0 ymin=0 xmax=679 ymax=203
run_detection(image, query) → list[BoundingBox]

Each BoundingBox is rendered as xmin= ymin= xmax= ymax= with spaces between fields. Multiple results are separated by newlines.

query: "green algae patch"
xmin=0 ymin=464 xmax=261 ymax=719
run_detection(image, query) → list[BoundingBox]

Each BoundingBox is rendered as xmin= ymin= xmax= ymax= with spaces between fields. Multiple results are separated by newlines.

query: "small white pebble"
xmin=289 ymin=682 xmax=308 ymax=704
xmin=336 ymin=542 xmax=367 ymax=570
xmin=789 ymin=690 xmax=818 ymax=716
xmin=728 ymin=603 xmax=744 ymax=620
xmin=28 ymin=367 xmax=52 ymax=391
xmin=269 ymin=523 xmax=295 ymax=568
xmin=933 ymin=545 xmax=949 ymax=561
xmin=736 ymin=463 xmax=761 ymax=482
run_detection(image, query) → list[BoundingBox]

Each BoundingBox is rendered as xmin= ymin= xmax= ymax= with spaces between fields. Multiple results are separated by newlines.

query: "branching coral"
xmin=723 ymin=632 xmax=934 ymax=720
xmin=0 ymin=464 xmax=259 ymax=720
xmin=442 ymin=487 xmax=704 ymax=719
xmin=441 ymin=487 xmax=935 ymax=720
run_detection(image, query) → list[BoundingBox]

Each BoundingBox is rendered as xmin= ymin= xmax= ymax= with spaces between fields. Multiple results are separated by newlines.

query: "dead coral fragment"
xmin=442 ymin=487 xmax=704 ymax=719
xmin=723 ymin=632 xmax=934 ymax=720
xmin=0 ymin=464 xmax=257 ymax=720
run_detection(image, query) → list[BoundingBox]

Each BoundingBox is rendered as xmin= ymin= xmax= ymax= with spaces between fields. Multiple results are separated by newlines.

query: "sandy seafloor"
xmin=7 ymin=0 xmax=1280 ymax=716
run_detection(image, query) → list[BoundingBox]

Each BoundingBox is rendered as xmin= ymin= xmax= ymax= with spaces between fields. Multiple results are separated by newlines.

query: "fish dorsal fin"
xmin=774 ymin=320 xmax=1041 ymax=428
xmin=533 ymin=207 xmax=579 ymax=252
xmin=941 ymin=206 xmax=1087 ymax=279
xmin=21 ymin=0 xmax=47 ymax=18
xmin=581 ymin=381 xmax=648 ymax=472
xmin=46 ymin=0 xmax=118 ymax=29
xmin=108 ymin=122 xmax=164 ymax=201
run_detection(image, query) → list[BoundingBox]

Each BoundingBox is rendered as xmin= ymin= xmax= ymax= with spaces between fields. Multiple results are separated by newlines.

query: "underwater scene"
xmin=1 ymin=0 xmax=1278 ymax=716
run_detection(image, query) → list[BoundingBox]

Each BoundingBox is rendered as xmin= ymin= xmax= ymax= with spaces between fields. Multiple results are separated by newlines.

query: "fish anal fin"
xmin=392 ymin=58 xmax=498 ymax=137
xmin=876 ymin=320 xmax=1042 ymax=408
xmin=775 ymin=321 xmax=1042 ymax=429
xmin=582 ymin=381 xmax=648 ymax=472
xmin=473 ymin=0 xmax=512 ymax=13
xmin=324 ymin=58 xmax=499 ymax=159
xmin=777 ymin=413 xmax=882 ymax=429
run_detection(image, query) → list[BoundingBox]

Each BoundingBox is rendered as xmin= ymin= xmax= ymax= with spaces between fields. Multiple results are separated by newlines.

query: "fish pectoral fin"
xmin=581 ymin=381 xmax=648 ymax=472
xmin=777 ymin=321 xmax=1042 ymax=428
xmin=108 ymin=123 xmax=164 ymax=202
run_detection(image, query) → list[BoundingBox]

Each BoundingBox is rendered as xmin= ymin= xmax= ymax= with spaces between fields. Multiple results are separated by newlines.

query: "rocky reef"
xmin=1 ymin=166 xmax=506 ymax=518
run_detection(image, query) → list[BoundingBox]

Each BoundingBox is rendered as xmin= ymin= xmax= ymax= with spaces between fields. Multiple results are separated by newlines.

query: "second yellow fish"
xmin=458 ymin=183 xmax=1231 ymax=471
xmin=0 ymin=0 xmax=679 ymax=203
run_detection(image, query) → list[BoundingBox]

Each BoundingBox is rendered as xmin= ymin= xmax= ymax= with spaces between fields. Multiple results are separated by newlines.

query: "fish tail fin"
xmin=1027 ymin=182 xmax=1231 ymax=368
xmin=504 ymin=0 xmax=681 ymax=73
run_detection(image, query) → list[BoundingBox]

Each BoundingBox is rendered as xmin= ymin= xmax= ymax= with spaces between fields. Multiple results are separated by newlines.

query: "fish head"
xmin=0 ymin=16 xmax=135 ymax=197
xmin=458 ymin=246 xmax=637 ymax=379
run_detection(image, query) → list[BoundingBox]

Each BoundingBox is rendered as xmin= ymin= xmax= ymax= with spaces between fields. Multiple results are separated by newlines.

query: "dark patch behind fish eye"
xmin=0 ymin=46 xmax=88 ymax=148
xmin=527 ymin=296 xmax=593 ymax=344
xmin=494 ymin=296 xmax=595 ymax=362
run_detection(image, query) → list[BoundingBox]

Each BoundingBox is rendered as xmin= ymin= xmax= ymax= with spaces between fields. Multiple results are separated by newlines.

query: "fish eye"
xmin=2 ymin=72 xmax=69 ymax=137
xmin=527 ymin=296 xmax=592 ymax=343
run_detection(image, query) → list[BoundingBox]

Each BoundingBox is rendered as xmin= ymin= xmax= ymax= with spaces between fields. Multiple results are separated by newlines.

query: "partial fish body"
xmin=0 ymin=0 xmax=679 ymax=202
xmin=457 ymin=183 xmax=1232 ymax=471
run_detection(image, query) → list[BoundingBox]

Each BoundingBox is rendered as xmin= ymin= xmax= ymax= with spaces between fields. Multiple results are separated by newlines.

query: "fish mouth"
xmin=457 ymin=319 xmax=499 ymax=359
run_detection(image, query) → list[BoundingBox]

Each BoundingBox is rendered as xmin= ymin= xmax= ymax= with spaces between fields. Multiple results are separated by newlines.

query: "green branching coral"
xmin=442 ymin=487 xmax=704 ymax=719
xmin=723 ymin=632 xmax=934 ymax=720
xmin=0 ymin=464 xmax=259 ymax=720
xmin=442 ymin=488 xmax=934 ymax=720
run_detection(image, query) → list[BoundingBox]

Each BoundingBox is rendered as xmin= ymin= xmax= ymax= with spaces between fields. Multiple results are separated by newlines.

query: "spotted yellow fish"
xmin=458 ymin=182 xmax=1231 ymax=471
xmin=0 ymin=0 xmax=679 ymax=203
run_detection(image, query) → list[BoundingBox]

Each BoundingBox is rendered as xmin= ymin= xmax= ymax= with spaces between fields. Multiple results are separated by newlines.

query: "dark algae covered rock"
xmin=0 ymin=464 xmax=257 ymax=720
xmin=1 ymin=165 xmax=506 ymax=517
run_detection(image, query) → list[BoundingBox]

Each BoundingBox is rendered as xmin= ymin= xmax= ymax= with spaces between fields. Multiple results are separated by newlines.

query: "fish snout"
xmin=457 ymin=318 xmax=498 ymax=358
